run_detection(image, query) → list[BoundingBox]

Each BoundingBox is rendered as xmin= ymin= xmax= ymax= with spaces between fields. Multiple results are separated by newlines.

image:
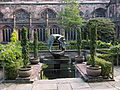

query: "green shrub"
xmin=81 ymin=40 xmax=90 ymax=49
xmin=21 ymin=27 xmax=29 ymax=68
xmin=109 ymin=44 xmax=120 ymax=54
xmin=10 ymin=29 xmax=18 ymax=42
xmin=85 ymin=18 xmax=115 ymax=42
xmin=29 ymin=41 xmax=46 ymax=50
xmin=68 ymin=40 xmax=77 ymax=45
xmin=97 ymin=40 xmax=111 ymax=48
xmin=0 ymin=42 xmax=22 ymax=79
xmin=97 ymin=54 xmax=111 ymax=62
xmin=97 ymin=54 xmax=120 ymax=65
xmin=33 ymin=30 xmax=38 ymax=58
xmin=87 ymin=55 xmax=112 ymax=77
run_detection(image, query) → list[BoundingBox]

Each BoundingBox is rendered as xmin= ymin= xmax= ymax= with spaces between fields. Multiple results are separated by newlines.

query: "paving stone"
xmin=6 ymin=84 xmax=17 ymax=90
xmin=71 ymin=82 xmax=90 ymax=89
xmin=0 ymin=83 xmax=8 ymax=90
xmin=34 ymin=80 xmax=57 ymax=84
xmin=32 ymin=83 xmax=57 ymax=90
xmin=65 ymin=78 xmax=84 ymax=83
xmin=15 ymin=84 xmax=32 ymax=90
xmin=89 ymin=82 xmax=114 ymax=89
xmin=110 ymin=81 xmax=120 ymax=89
xmin=58 ymin=83 xmax=72 ymax=90
xmin=92 ymin=88 xmax=118 ymax=90
xmin=73 ymin=88 xmax=92 ymax=90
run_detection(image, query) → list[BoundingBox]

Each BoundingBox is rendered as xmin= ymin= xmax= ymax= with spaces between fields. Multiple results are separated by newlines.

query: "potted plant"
xmin=30 ymin=30 xmax=39 ymax=64
xmin=86 ymin=20 xmax=101 ymax=76
xmin=19 ymin=27 xmax=32 ymax=78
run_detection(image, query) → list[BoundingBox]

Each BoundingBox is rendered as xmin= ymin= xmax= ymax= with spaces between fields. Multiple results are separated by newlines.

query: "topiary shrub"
xmin=87 ymin=55 xmax=112 ymax=77
xmin=33 ymin=30 xmax=38 ymax=59
xmin=21 ymin=27 xmax=29 ymax=68
xmin=10 ymin=29 xmax=18 ymax=42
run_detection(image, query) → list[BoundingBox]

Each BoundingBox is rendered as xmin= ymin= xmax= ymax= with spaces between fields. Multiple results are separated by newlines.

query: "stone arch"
xmin=1 ymin=25 xmax=13 ymax=42
xmin=14 ymin=8 xmax=30 ymax=19
xmin=91 ymin=8 xmax=106 ymax=17
xmin=40 ymin=8 xmax=58 ymax=19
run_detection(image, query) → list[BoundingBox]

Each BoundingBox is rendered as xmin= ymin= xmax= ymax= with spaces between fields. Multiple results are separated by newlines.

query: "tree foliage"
xmin=59 ymin=0 xmax=83 ymax=29
xmin=59 ymin=0 xmax=83 ymax=56
xmin=86 ymin=18 xmax=115 ymax=42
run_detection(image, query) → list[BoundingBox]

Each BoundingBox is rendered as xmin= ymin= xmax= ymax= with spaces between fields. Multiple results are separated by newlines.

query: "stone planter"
xmin=19 ymin=66 xmax=32 ymax=78
xmin=75 ymin=56 xmax=84 ymax=63
xmin=30 ymin=57 xmax=39 ymax=65
xmin=86 ymin=65 xmax=101 ymax=77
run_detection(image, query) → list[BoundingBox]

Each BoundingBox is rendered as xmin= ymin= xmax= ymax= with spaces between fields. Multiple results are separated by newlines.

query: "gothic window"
xmin=15 ymin=9 xmax=30 ymax=19
xmin=65 ymin=29 xmax=77 ymax=41
xmin=34 ymin=26 xmax=46 ymax=41
xmin=41 ymin=8 xmax=57 ymax=19
xmin=2 ymin=26 xmax=13 ymax=42
xmin=93 ymin=8 xmax=106 ymax=17
xmin=18 ymin=27 xmax=29 ymax=41
xmin=49 ymin=25 xmax=60 ymax=35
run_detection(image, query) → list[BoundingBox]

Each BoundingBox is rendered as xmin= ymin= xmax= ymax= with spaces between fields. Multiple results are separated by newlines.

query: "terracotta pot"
xmin=30 ymin=57 xmax=39 ymax=64
xmin=86 ymin=65 xmax=101 ymax=77
xmin=19 ymin=66 xmax=32 ymax=78
xmin=75 ymin=56 xmax=84 ymax=63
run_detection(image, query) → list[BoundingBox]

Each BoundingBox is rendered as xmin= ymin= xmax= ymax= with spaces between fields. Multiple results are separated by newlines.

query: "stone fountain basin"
xmin=40 ymin=55 xmax=70 ymax=64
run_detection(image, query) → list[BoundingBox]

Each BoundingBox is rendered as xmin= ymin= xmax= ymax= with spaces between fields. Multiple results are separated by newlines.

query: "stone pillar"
xmin=29 ymin=13 xmax=33 ymax=41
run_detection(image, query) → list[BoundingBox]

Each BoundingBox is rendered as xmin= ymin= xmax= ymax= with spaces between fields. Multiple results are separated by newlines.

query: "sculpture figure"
xmin=47 ymin=34 xmax=66 ymax=59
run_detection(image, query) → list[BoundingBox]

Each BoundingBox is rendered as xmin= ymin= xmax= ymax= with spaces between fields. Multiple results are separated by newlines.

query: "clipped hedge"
xmin=97 ymin=54 xmax=120 ymax=65
xmin=87 ymin=55 xmax=112 ymax=77
xmin=97 ymin=40 xmax=111 ymax=48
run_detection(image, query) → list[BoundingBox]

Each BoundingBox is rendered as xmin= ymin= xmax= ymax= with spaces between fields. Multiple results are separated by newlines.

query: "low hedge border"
xmin=87 ymin=55 xmax=112 ymax=77
xmin=97 ymin=54 xmax=120 ymax=65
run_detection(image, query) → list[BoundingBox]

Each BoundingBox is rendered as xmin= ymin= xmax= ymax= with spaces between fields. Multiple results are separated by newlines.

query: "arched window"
xmin=65 ymin=29 xmax=77 ymax=41
xmin=14 ymin=9 xmax=30 ymax=22
xmin=34 ymin=26 xmax=46 ymax=41
xmin=49 ymin=25 xmax=60 ymax=35
xmin=2 ymin=26 xmax=13 ymax=42
xmin=17 ymin=26 xmax=29 ymax=41
xmin=93 ymin=8 xmax=106 ymax=17
xmin=41 ymin=8 xmax=57 ymax=19
xmin=15 ymin=9 xmax=29 ymax=19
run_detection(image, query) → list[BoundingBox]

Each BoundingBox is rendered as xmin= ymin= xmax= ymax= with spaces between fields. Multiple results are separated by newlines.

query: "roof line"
xmin=0 ymin=1 xmax=110 ymax=5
